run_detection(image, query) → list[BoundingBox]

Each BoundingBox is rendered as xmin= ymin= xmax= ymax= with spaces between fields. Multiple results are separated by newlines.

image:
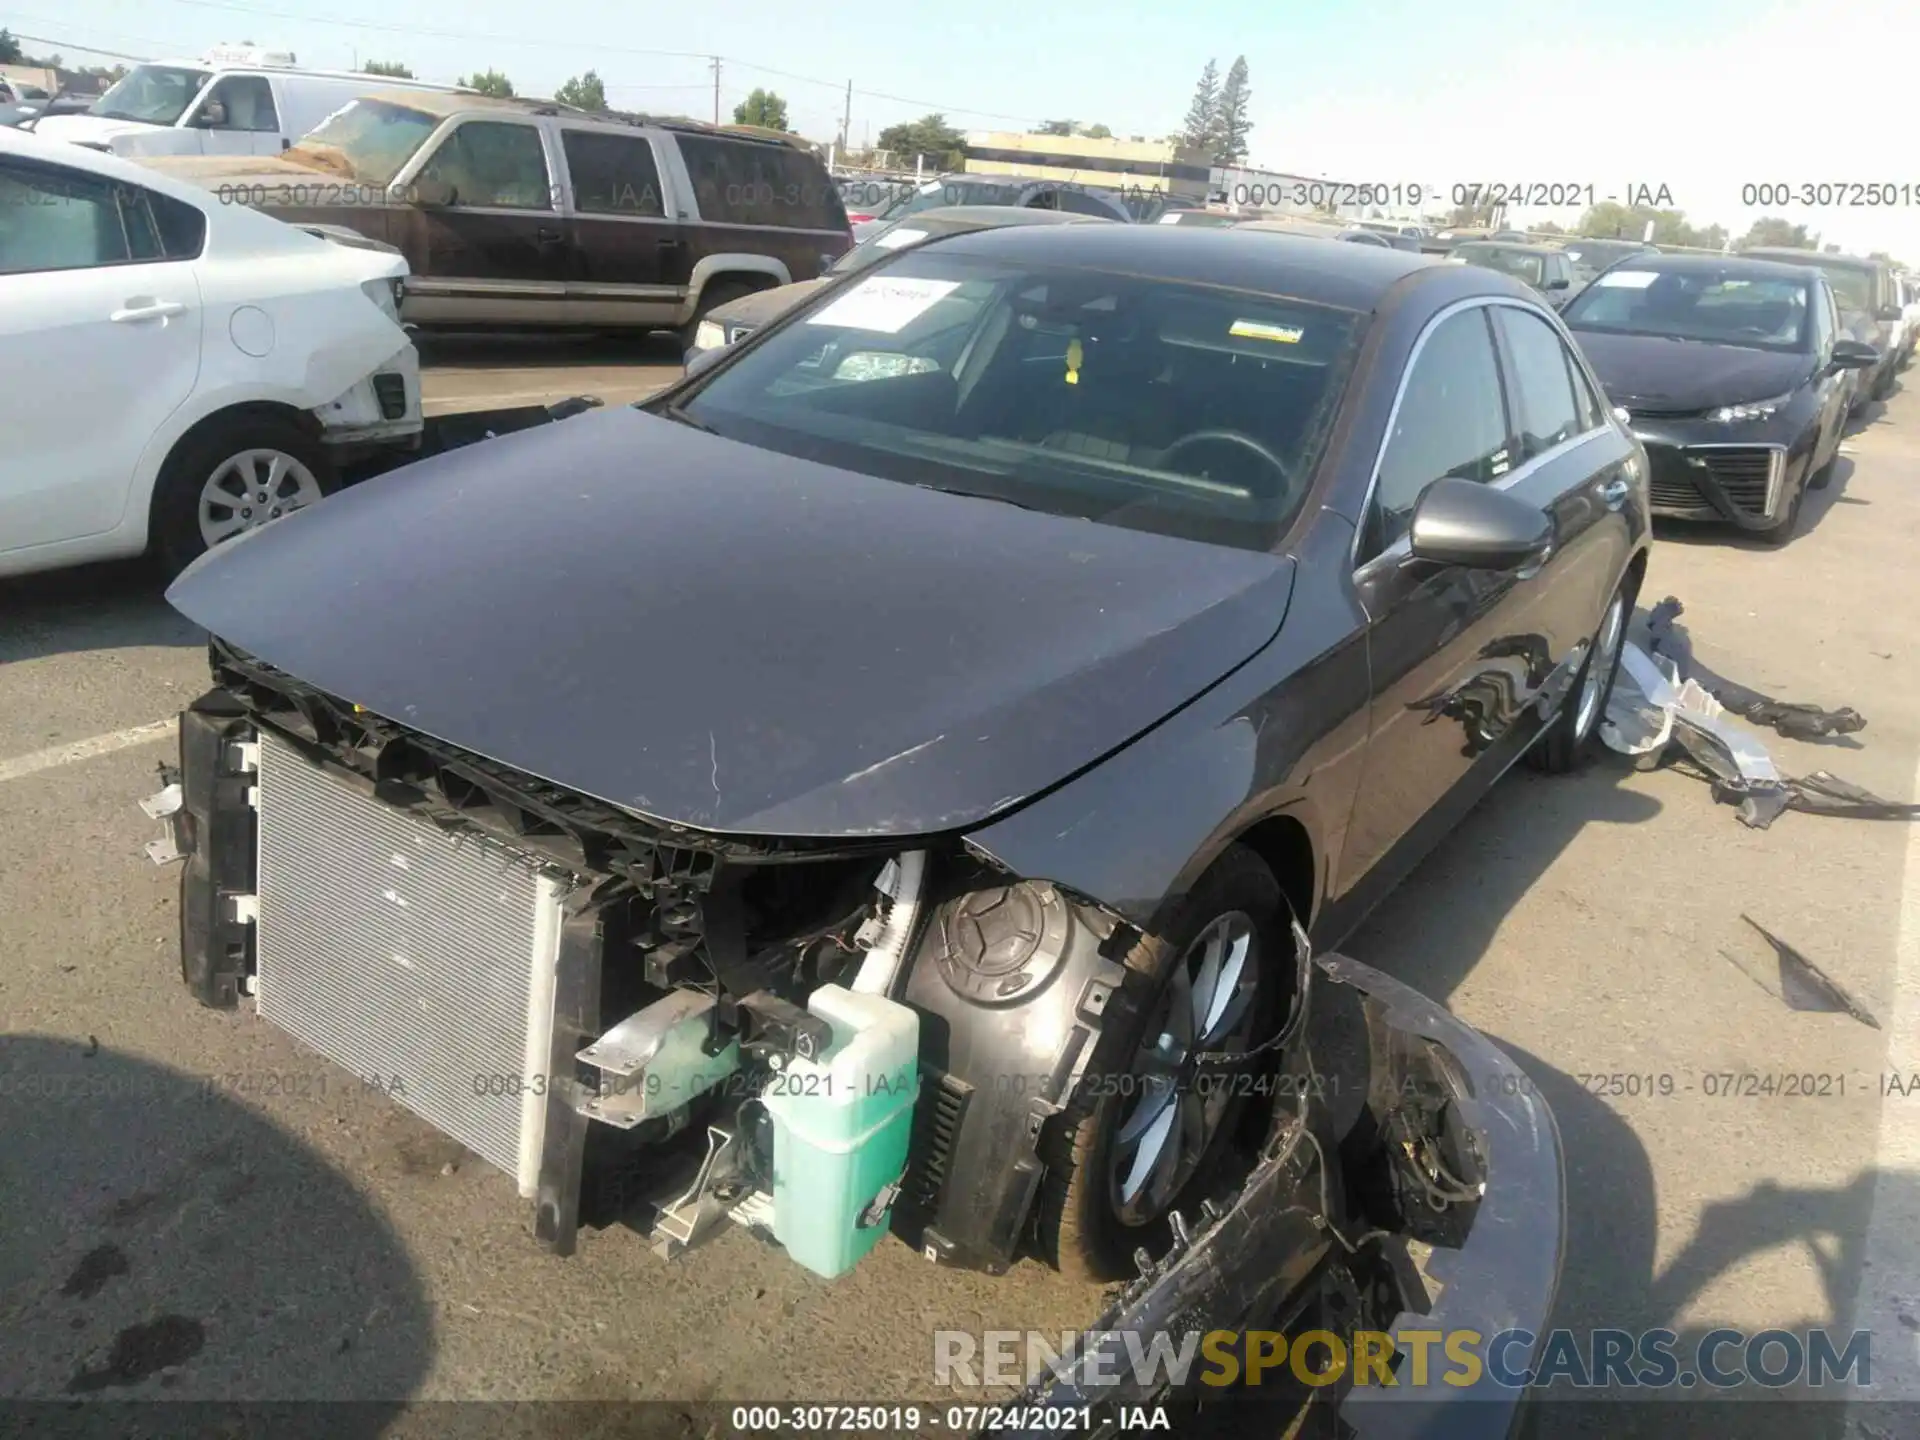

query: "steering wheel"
xmin=1159 ymin=428 xmax=1296 ymax=500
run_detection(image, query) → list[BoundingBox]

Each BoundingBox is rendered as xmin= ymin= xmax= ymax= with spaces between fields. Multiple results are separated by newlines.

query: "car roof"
xmin=362 ymin=88 xmax=820 ymax=149
xmin=907 ymin=205 xmax=1116 ymax=232
xmin=1596 ymin=251 xmax=1824 ymax=282
xmin=1234 ymin=217 xmax=1348 ymax=238
xmin=1456 ymin=240 xmax=1557 ymax=256
xmin=1743 ymin=246 xmax=1881 ymax=273
xmin=941 ymin=173 xmax=1128 ymax=197
xmin=919 ymin=222 xmax=1439 ymax=310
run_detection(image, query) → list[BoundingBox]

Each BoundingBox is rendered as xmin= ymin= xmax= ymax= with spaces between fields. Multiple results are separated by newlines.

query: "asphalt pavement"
xmin=1 ymin=338 xmax=1916 ymax=1432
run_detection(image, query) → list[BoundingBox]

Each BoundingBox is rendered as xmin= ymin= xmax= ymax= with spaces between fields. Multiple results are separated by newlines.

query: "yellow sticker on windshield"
xmin=1229 ymin=319 xmax=1304 ymax=343
xmin=1066 ymin=337 xmax=1082 ymax=384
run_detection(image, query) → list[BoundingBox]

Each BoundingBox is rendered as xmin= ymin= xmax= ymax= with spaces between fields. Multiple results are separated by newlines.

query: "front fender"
xmin=964 ymin=515 xmax=1371 ymax=936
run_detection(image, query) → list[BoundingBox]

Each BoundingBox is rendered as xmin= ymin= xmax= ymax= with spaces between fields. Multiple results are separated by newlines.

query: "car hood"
xmin=1571 ymin=330 xmax=1812 ymax=410
xmin=26 ymin=112 xmax=156 ymax=144
xmin=709 ymin=279 xmax=827 ymax=330
xmin=139 ymin=152 xmax=338 ymax=191
xmin=166 ymin=407 xmax=1296 ymax=840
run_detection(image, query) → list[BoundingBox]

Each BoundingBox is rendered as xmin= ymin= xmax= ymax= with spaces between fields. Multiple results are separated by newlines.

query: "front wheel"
xmin=1036 ymin=846 xmax=1285 ymax=1283
xmin=152 ymin=415 xmax=335 ymax=577
xmin=1529 ymin=582 xmax=1630 ymax=773
xmin=1753 ymin=472 xmax=1805 ymax=547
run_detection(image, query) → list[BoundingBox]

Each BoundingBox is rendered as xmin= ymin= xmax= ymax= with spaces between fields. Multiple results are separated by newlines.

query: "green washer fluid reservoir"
xmin=759 ymin=984 xmax=920 ymax=1279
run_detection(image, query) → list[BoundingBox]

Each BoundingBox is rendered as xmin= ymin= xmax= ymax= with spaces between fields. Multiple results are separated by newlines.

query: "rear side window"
xmin=676 ymin=134 xmax=845 ymax=229
xmin=1366 ymin=307 xmax=1510 ymax=557
xmin=1492 ymin=307 xmax=1584 ymax=460
xmin=560 ymin=130 xmax=665 ymax=217
xmin=0 ymin=158 xmax=166 ymax=274
xmin=151 ymin=190 xmax=209 ymax=259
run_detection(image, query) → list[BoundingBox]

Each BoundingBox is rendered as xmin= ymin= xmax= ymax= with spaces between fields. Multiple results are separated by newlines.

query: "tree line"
xmin=358 ymin=60 xmax=789 ymax=130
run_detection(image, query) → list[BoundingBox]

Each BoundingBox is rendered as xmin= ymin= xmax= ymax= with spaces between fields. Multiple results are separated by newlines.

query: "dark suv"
xmin=145 ymin=91 xmax=852 ymax=341
xmin=1744 ymin=247 xmax=1905 ymax=408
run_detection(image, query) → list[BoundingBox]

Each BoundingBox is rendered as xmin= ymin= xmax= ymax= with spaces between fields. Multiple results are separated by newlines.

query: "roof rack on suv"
xmin=481 ymin=93 xmax=817 ymax=150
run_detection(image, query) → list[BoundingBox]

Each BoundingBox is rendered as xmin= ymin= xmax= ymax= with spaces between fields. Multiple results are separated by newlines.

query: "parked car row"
xmin=27 ymin=49 xmax=464 ymax=158
xmin=692 ymin=185 xmax=1907 ymax=551
xmin=0 ymin=127 xmax=422 ymax=580
xmin=134 ymin=90 xmax=852 ymax=344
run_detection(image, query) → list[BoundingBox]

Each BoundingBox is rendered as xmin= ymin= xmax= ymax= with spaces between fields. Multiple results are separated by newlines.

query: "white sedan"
xmin=0 ymin=127 xmax=422 ymax=580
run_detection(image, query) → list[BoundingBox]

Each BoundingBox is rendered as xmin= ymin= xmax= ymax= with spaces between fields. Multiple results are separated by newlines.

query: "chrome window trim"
xmin=1350 ymin=294 xmax=1615 ymax=576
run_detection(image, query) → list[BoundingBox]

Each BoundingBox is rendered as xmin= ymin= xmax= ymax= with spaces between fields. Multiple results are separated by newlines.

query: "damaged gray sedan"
xmin=149 ymin=225 xmax=1643 ymax=1310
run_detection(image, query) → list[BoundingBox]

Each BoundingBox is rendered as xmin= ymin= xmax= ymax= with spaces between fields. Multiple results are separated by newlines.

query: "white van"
xmin=30 ymin=46 xmax=464 ymax=159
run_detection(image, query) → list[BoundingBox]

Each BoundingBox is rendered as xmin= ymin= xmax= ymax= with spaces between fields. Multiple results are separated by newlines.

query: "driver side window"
xmin=417 ymin=122 xmax=553 ymax=210
xmin=1361 ymin=307 xmax=1511 ymax=562
xmin=196 ymin=75 xmax=279 ymax=133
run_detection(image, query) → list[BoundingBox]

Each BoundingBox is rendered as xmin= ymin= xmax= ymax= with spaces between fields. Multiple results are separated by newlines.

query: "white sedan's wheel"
xmin=198 ymin=448 xmax=326 ymax=549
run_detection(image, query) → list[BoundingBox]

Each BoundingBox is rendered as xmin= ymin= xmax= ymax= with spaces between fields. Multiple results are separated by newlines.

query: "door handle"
xmin=534 ymin=227 xmax=565 ymax=248
xmin=1600 ymin=476 xmax=1631 ymax=510
xmin=110 ymin=300 xmax=187 ymax=323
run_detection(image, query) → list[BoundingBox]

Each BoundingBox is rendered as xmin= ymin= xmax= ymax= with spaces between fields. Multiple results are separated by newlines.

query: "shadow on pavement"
xmin=0 ymin=1035 xmax=433 ymax=1430
xmin=1348 ymin=745 xmax=1661 ymax=1006
xmin=1497 ymin=1044 xmax=1905 ymax=1439
xmin=0 ymin=561 xmax=201 ymax=664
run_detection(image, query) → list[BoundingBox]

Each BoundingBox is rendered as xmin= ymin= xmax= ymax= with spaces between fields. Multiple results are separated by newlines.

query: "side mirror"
xmin=682 ymin=345 xmax=728 ymax=379
xmin=1409 ymin=476 xmax=1553 ymax=571
xmin=1546 ymin=276 xmax=1570 ymax=290
xmin=1831 ymin=339 xmax=1880 ymax=371
xmin=411 ymin=176 xmax=455 ymax=208
xmin=1878 ymin=304 xmax=1904 ymax=323
xmin=1611 ymin=405 xmax=1633 ymax=428
xmin=193 ymin=99 xmax=228 ymax=128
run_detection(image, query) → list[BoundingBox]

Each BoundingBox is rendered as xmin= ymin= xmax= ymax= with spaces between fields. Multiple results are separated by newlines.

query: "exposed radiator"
xmin=254 ymin=729 xmax=572 ymax=1196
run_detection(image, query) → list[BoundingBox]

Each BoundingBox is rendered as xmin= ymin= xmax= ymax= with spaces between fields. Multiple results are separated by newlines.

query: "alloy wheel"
xmin=1573 ymin=592 xmax=1628 ymax=741
xmin=198 ymin=448 xmax=324 ymax=549
xmin=1109 ymin=910 xmax=1262 ymax=1226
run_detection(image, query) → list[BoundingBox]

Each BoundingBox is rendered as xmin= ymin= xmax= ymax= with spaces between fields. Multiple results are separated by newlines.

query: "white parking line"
xmin=0 ymin=719 xmax=175 ymax=785
xmin=1849 ymin=748 xmax=1920 ymax=1407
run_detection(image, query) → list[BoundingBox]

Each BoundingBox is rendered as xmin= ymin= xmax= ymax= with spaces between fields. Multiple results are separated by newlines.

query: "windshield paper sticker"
xmin=873 ymin=227 xmax=927 ymax=250
xmin=1230 ymin=319 xmax=1304 ymax=343
xmin=808 ymin=277 xmax=961 ymax=333
xmin=1596 ymin=270 xmax=1660 ymax=288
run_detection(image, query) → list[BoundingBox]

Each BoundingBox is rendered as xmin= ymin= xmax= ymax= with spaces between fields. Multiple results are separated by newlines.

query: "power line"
xmin=129 ymin=0 xmax=1048 ymax=123
xmin=7 ymin=30 xmax=161 ymax=62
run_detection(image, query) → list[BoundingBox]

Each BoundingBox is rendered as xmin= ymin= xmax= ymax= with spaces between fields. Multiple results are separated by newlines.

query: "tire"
xmin=1529 ymin=579 xmax=1631 ymax=773
xmin=1036 ymin=845 xmax=1286 ymax=1283
xmin=151 ymin=414 xmax=335 ymax=578
xmin=1872 ymin=363 xmax=1898 ymax=402
xmin=1808 ymin=450 xmax=1837 ymax=491
xmin=1753 ymin=471 xmax=1805 ymax=547
xmin=676 ymin=278 xmax=764 ymax=351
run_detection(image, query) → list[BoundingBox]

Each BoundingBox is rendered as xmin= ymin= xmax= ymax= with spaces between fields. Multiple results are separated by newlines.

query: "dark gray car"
xmin=161 ymin=225 xmax=1643 ymax=1292
xmin=1743 ymin=247 xmax=1904 ymax=409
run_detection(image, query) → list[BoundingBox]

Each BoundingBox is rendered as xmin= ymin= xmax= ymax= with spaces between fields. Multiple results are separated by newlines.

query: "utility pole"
xmin=710 ymin=56 xmax=720 ymax=125
xmin=839 ymin=78 xmax=851 ymax=153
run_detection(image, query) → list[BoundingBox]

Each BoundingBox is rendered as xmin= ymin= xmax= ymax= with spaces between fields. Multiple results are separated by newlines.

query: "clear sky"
xmin=12 ymin=0 xmax=1920 ymax=257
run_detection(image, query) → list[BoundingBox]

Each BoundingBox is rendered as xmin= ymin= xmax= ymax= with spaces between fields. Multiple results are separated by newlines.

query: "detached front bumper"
xmin=992 ymin=955 xmax=1564 ymax=1440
